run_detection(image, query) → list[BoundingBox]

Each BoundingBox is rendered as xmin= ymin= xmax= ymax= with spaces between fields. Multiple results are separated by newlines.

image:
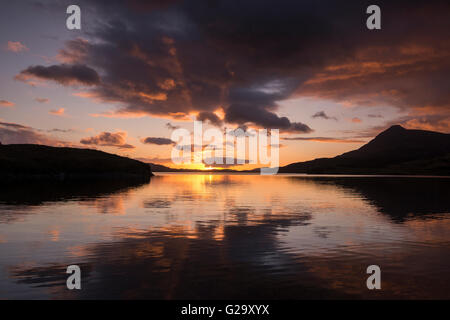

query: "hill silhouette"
xmin=0 ymin=144 xmax=153 ymax=181
xmin=279 ymin=125 xmax=450 ymax=175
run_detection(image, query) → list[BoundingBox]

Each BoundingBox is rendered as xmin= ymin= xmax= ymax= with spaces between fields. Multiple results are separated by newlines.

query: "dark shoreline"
xmin=0 ymin=172 xmax=153 ymax=182
xmin=0 ymin=144 xmax=153 ymax=181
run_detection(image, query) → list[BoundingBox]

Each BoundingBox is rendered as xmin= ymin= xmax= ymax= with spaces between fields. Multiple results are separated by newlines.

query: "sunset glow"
xmin=1 ymin=1 xmax=448 ymax=170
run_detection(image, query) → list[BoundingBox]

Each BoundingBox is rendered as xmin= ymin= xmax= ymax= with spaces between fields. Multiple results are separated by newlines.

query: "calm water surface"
xmin=0 ymin=173 xmax=449 ymax=299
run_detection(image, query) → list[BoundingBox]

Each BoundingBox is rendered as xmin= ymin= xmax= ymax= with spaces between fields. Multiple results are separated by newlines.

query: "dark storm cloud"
xmin=224 ymin=85 xmax=312 ymax=132
xmin=196 ymin=111 xmax=223 ymax=126
xmin=141 ymin=137 xmax=174 ymax=145
xmin=17 ymin=64 xmax=100 ymax=86
xmin=19 ymin=0 xmax=450 ymax=131
xmin=225 ymin=103 xmax=312 ymax=133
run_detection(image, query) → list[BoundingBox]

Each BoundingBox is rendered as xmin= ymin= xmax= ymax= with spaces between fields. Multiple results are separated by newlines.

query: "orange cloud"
xmin=0 ymin=99 xmax=14 ymax=107
xmin=13 ymin=73 xmax=42 ymax=87
xmin=73 ymin=91 xmax=96 ymax=98
xmin=6 ymin=41 xmax=28 ymax=52
xmin=402 ymin=117 xmax=450 ymax=133
xmin=298 ymin=43 xmax=450 ymax=115
xmin=139 ymin=92 xmax=168 ymax=102
xmin=158 ymin=79 xmax=176 ymax=90
xmin=56 ymin=37 xmax=89 ymax=63
xmin=89 ymin=111 xmax=148 ymax=119
xmin=49 ymin=108 xmax=65 ymax=116
xmin=90 ymin=110 xmax=193 ymax=122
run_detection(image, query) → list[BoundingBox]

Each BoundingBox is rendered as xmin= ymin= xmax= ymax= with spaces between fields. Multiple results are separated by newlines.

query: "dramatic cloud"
xmin=80 ymin=131 xmax=134 ymax=149
xmin=225 ymin=102 xmax=312 ymax=133
xmin=0 ymin=99 xmax=15 ymax=107
xmin=17 ymin=0 xmax=450 ymax=132
xmin=299 ymin=45 xmax=450 ymax=112
xmin=141 ymin=137 xmax=174 ymax=145
xmin=196 ymin=111 xmax=223 ymax=126
xmin=351 ymin=117 xmax=362 ymax=123
xmin=16 ymin=64 xmax=100 ymax=86
xmin=49 ymin=108 xmax=65 ymax=116
xmin=312 ymin=111 xmax=337 ymax=121
xmin=6 ymin=41 xmax=28 ymax=52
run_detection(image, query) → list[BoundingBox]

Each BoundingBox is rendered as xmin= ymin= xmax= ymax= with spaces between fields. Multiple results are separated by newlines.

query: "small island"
xmin=0 ymin=144 xmax=153 ymax=181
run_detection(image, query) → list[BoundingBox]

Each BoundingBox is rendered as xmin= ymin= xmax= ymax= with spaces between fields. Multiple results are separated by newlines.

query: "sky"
xmin=0 ymin=0 xmax=449 ymax=169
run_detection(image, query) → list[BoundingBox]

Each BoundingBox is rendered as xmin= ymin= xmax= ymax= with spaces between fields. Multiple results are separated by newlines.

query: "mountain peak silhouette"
xmin=280 ymin=126 xmax=450 ymax=175
xmin=376 ymin=124 xmax=406 ymax=136
xmin=386 ymin=124 xmax=405 ymax=131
